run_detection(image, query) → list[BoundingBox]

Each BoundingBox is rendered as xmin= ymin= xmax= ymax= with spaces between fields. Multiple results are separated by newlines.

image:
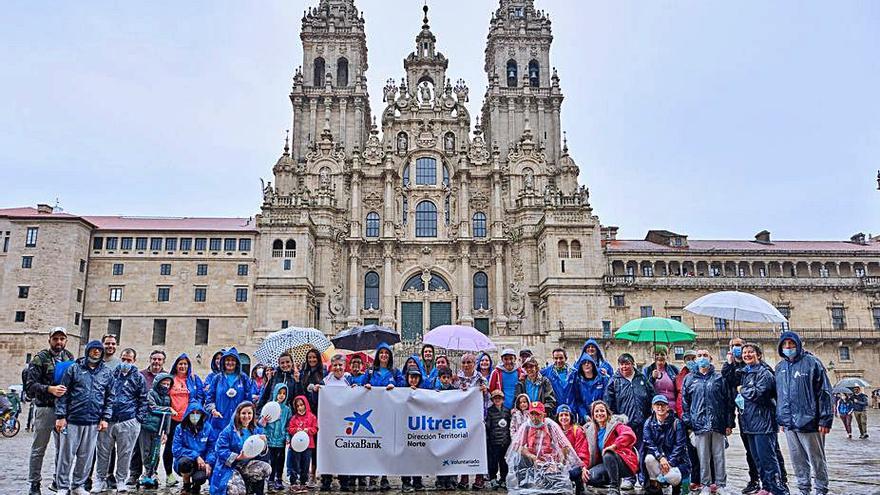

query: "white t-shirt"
xmin=323 ymin=373 xmax=350 ymax=387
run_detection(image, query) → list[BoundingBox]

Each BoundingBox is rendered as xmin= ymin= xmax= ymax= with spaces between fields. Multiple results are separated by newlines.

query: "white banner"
xmin=317 ymin=387 xmax=487 ymax=476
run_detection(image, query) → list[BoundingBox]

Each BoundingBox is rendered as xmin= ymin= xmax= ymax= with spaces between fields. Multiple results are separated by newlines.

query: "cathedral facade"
xmin=1 ymin=0 xmax=879 ymax=386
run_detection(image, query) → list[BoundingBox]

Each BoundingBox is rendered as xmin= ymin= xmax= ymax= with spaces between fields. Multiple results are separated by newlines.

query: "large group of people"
xmin=20 ymin=324 xmax=861 ymax=495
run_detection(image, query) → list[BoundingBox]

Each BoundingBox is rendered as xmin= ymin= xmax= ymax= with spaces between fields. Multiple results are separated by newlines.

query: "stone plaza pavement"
xmin=4 ymin=410 xmax=878 ymax=495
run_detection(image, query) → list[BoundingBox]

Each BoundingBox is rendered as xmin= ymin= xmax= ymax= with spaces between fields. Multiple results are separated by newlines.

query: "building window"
xmin=79 ymin=259 xmax=86 ymax=272
xmin=157 ymin=287 xmax=170 ymax=302
xmin=237 ymin=264 xmax=248 ymax=276
xmin=109 ymin=287 xmax=123 ymax=302
xmin=21 ymin=256 xmax=33 ymax=269
xmin=831 ymin=305 xmax=846 ymax=330
xmin=15 ymin=311 xmax=26 ymax=322
xmin=162 ymin=238 xmax=175 ymax=251
xmin=777 ymin=306 xmax=791 ymax=330
xmin=112 ymin=263 xmax=124 ymax=276
xmin=415 ymin=201 xmax=437 ymax=237
xmin=81 ymin=318 xmax=91 ymax=342
xmin=107 ymin=319 xmax=122 ymax=339
xmin=223 ymin=238 xmax=236 ymax=251
xmin=472 ymin=212 xmax=487 ymax=238
xmin=336 ymin=57 xmax=349 ymax=87
xmin=873 ymin=308 xmax=880 ymax=330
xmin=209 ymin=238 xmax=222 ymax=251
xmin=758 ymin=267 xmax=766 ymax=277
xmin=283 ymin=259 xmax=292 ymax=271
xmin=415 ymin=157 xmax=437 ymax=185
xmin=366 ymin=212 xmax=380 ymax=238
xmin=195 ymin=319 xmax=209 ymax=345
xmin=120 ymin=237 xmax=133 ymax=250
xmin=612 ymin=294 xmax=626 ymax=307
xmin=640 ymin=306 xmax=654 ymax=318
xmin=152 ymin=319 xmax=167 ymax=346
xmin=238 ymin=238 xmax=251 ymax=251
xmin=105 ymin=237 xmax=118 ymax=250
xmin=642 ymin=266 xmax=654 ymax=277
xmin=194 ymin=287 xmax=207 ymax=302
xmin=136 ymin=237 xmax=147 ymax=250
xmin=558 ymin=240 xmax=569 ymax=258
xmin=818 ymin=266 xmax=829 ymax=278
xmin=528 ymin=59 xmax=540 ymax=87
xmin=474 ymin=317 xmax=490 ymax=335
xmin=364 ymin=271 xmax=380 ymax=310
xmin=710 ymin=266 xmax=721 ymax=277
xmin=235 ymin=288 xmax=248 ymax=302
xmin=313 ymin=57 xmax=325 ymax=86
xmin=839 ymin=346 xmax=851 ymax=361
xmin=272 ymin=239 xmax=283 ymax=257
xmin=25 ymin=227 xmax=38 ymax=247
xmin=74 ymin=312 xmax=80 ymax=325
xmin=93 ymin=237 xmax=104 ymax=250
xmin=670 ymin=315 xmax=682 ymax=322
xmin=403 ymin=272 xmax=450 ymax=292
xmin=506 ymin=59 xmax=518 ymax=87
xmin=442 ymin=165 xmax=450 ymax=187
xmin=855 ymin=266 xmax=866 ymax=277
xmin=197 ymin=264 xmax=208 ymax=276
xmin=285 ymin=239 xmax=296 ymax=257
xmin=180 ymin=238 xmax=192 ymax=251
xmin=570 ymin=240 xmax=582 ymax=258
xmin=714 ymin=318 xmax=728 ymax=331
xmin=160 ymin=264 xmax=172 ymax=276
xmin=150 ymin=238 xmax=162 ymax=251
xmin=473 ymin=272 xmax=489 ymax=310
xmin=18 ymin=286 xmax=29 ymax=298
xmin=194 ymin=238 xmax=207 ymax=251
xmin=3 ymin=234 xmax=8 ymax=252
xmin=76 ymin=289 xmax=83 ymax=302
xmin=281 ymin=320 xmax=289 ymax=329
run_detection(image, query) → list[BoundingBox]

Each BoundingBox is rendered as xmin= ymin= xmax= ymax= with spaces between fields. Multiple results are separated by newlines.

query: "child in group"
xmin=140 ymin=373 xmax=174 ymax=487
xmin=346 ymin=354 xmax=369 ymax=386
xmin=434 ymin=368 xmax=458 ymax=490
xmin=485 ymin=390 xmax=512 ymax=490
xmin=401 ymin=369 xmax=427 ymax=492
xmin=317 ymin=355 xmax=352 ymax=491
xmin=287 ymin=395 xmax=318 ymax=493
xmin=509 ymin=393 xmax=531 ymax=437
xmin=264 ymin=384 xmax=292 ymax=492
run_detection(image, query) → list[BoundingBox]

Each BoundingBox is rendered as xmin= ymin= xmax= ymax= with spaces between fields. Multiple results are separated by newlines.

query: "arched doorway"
xmin=399 ymin=271 xmax=454 ymax=342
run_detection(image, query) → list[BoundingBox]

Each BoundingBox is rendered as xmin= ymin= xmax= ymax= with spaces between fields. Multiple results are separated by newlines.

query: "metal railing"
xmin=603 ymin=274 xmax=880 ymax=290
xmin=557 ymin=326 xmax=880 ymax=343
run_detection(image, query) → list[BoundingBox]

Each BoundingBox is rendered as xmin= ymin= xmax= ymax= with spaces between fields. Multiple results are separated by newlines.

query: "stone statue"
xmin=397 ymin=133 xmax=408 ymax=153
xmin=444 ymin=133 xmax=455 ymax=153
xmin=524 ymin=169 xmax=534 ymax=190
xmin=319 ymin=168 xmax=331 ymax=188
xmin=419 ymin=81 xmax=432 ymax=104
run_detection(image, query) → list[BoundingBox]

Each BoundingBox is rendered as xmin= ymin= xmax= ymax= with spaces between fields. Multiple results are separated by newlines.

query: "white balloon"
xmin=242 ymin=435 xmax=266 ymax=458
xmin=262 ymin=402 xmax=282 ymax=423
xmin=291 ymin=430 xmax=310 ymax=453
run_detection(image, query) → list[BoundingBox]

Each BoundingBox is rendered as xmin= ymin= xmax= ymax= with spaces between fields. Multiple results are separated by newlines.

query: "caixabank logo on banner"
xmin=334 ymin=409 xmax=382 ymax=449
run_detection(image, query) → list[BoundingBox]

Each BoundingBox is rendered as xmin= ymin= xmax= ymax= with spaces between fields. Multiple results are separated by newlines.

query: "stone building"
xmin=2 ymin=0 xmax=878 ymax=386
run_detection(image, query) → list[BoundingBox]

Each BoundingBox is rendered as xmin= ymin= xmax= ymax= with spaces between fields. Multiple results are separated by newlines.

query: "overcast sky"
xmin=2 ymin=1 xmax=878 ymax=240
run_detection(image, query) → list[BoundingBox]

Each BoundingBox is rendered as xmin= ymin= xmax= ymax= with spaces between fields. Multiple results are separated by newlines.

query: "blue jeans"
xmin=288 ymin=449 xmax=312 ymax=485
xmin=745 ymin=434 xmax=789 ymax=495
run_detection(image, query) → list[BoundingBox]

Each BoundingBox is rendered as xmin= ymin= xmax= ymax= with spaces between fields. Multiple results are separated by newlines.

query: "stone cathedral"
xmin=2 ymin=0 xmax=879 ymax=386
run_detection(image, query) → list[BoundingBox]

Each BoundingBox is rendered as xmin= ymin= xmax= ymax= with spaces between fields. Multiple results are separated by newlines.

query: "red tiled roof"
xmin=0 ymin=206 xmax=80 ymax=219
xmin=83 ymin=215 xmax=257 ymax=232
xmin=606 ymin=239 xmax=880 ymax=253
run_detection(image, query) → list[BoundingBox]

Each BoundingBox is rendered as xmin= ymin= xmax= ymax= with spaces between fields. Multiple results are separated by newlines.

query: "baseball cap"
xmin=500 ymin=348 xmax=516 ymax=358
xmin=528 ymin=401 xmax=546 ymax=416
xmin=652 ymin=394 xmax=669 ymax=405
xmin=49 ymin=326 xmax=68 ymax=337
xmin=490 ymin=390 xmax=504 ymax=399
xmin=556 ymin=404 xmax=572 ymax=416
xmin=519 ymin=348 xmax=533 ymax=357
xmin=683 ymin=350 xmax=698 ymax=359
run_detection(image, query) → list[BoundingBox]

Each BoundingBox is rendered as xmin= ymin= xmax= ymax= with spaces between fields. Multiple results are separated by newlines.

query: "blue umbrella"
xmin=332 ymin=324 xmax=400 ymax=351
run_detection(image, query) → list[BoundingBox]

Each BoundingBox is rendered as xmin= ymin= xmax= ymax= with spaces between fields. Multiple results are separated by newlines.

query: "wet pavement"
xmin=5 ymin=409 xmax=879 ymax=495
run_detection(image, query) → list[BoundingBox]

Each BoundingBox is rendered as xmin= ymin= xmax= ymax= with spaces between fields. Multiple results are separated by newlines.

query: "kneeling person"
xmin=643 ymin=395 xmax=689 ymax=495
xmin=172 ymin=404 xmax=215 ymax=494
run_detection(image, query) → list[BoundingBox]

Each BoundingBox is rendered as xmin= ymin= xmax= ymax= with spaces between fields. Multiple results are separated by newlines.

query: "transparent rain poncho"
xmin=505 ymin=418 xmax=583 ymax=495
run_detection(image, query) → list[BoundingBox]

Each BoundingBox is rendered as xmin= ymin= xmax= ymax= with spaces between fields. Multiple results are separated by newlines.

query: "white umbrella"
xmin=684 ymin=290 xmax=788 ymax=324
xmin=423 ymin=325 xmax=497 ymax=352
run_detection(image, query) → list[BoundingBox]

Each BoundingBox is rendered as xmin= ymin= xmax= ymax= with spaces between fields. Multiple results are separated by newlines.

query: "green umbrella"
xmin=614 ymin=317 xmax=697 ymax=343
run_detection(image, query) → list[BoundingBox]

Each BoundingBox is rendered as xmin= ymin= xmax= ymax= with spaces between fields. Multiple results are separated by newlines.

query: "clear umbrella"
xmin=685 ymin=290 xmax=788 ymax=323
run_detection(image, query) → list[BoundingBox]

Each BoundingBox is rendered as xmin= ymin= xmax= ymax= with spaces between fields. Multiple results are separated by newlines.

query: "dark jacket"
xmin=774 ymin=332 xmax=834 ymax=432
xmin=398 ymin=355 xmax=431 ymax=388
xmin=852 ymin=393 xmax=868 ymax=412
xmin=643 ymin=362 xmax=681 ymax=398
xmin=642 ymin=413 xmax=690 ymax=478
xmin=202 ymin=350 xmax=226 ymax=393
xmin=172 ymin=403 xmax=215 ymax=473
xmin=580 ymin=339 xmax=614 ymax=377
xmin=25 ymin=347 xmax=75 ymax=407
xmin=604 ymin=369 xmax=652 ymax=428
xmin=681 ymin=365 xmax=734 ymax=434
xmin=206 ymin=348 xmax=251 ymax=439
xmin=298 ymin=354 xmax=326 ymax=414
xmin=515 ymin=373 xmax=557 ymax=414
xmin=55 ymin=341 xmax=114 ymax=425
xmin=109 ymin=364 xmax=148 ymax=423
xmin=143 ymin=372 xmax=174 ymax=433
xmin=738 ymin=364 xmax=777 ymax=434
xmin=257 ymin=366 xmax=302 ymax=411
xmin=565 ymin=354 xmax=609 ymax=423
xmin=486 ymin=403 xmax=512 ymax=446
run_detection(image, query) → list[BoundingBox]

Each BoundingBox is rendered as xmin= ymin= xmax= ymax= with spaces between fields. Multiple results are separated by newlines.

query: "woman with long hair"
xmin=582 ymin=401 xmax=639 ymax=495
xmin=209 ymin=401 xmax=271 ymax=495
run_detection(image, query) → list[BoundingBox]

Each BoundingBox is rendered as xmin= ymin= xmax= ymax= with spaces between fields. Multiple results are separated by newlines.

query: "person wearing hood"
xmin=738 ymin=343 xmax=788 ymax=495
xmin=681 ymin=349 xmax=733 ymax=495
xmin=581 ymin=339 xmax=613 ymax=378
xmin=286 ymin=396 xmax=318 ymax=493
xmin=542 ymin=348 xmax=575 ymax=408
xmin=420 ymin=344 xmax=436 ymax=379
xmin=489 ymin=349 xmax=525 ymax=410
xmin=582 ymin=400 xmax=639 ymax=495
xmin=203 ymin=350 xmax=226 ymax=393
xmin=54 ymin=340 xmax=114 ymax=495
xmin=206 ymin=348 xmax=253 ymax=445
xmin=365 ymin=343 xmax=400 ymax=390
xmin=93 ymin=347 xmax=148 ymax=494
xmin=172 ymin=404 xmax=215 ymax=495
xmin=775 ymin=332 xmax=833 ymax=495
xmin=557 ymin=405 xmax=589 ymax=495
xmin=515 ymin=357 xmax=557 ymax=415
xmin=164 ymin=353 xmax=205 ymax=488
xmin=397 ymin=355 xmax=429 ymax=388
xmin=644 ymin=345 xmax=680 ymax=405
xmin=264 ymin=383 xmax=292 ymax=492
xmin=642 ymin=395 xmax=689 ymax=495
xmin=603 ymin=352 xmax=651 ymax=491
xmin=140 ymin=373 xmax=174 ymax=486
xmin=565 ymin=353 xmax=609 ymax=424
xmin=477 ymin=352 xmax=494 ymax=380
xmin=210 ymin=401 xmax=271 ymax=495
xmin=427 ymin=355 xmax=451 ymax=389
xmin=257 ymin=352 xmax=301 ymax=412
xmin=250 ymin=365 xmax=267 ymax=403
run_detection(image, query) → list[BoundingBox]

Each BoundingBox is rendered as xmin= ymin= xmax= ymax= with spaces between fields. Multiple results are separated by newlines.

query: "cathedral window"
xmin=313 ymin=57 xmax=325 ymax=86
xmin=415 ymin=201 xmax=437 ymax=237
xmin=557 ymin=240 xmax=569 ymax=258
xmin=336 ymin=57 xmax=349 ymax=87
xmin=472 ymin=212 xmax=487 ymax=238
xmin=404 ymin=272 xmax=450 ymax=292
xmin=473 ymin=272 xmax=489 ymax=310
xmin=506 ymin=59 xmax=518 ymax=88
xmin=528 ymin=60 xmax=540 ymax=87
xmin=570 ymin=240 xmax=582 ymax=258
xmin=285 ymin=239 xmax=297 ymax=257
xmin=365 ymin=212 xmax=380 ymax=238
xmin=272 ymin=239 xmax=283 ymax=257
xmin=364 ymin=271 xmax=380 ymax=310
xmin=415 ymin=157 xmax=437 ymax=185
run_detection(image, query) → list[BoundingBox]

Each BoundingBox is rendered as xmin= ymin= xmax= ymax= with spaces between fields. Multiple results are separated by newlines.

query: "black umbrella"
xmin=332 ymin=324 xmax=400 ymax=351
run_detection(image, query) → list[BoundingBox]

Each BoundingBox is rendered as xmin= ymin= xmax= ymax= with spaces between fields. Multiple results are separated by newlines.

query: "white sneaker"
xmin=89 ymin=480 xmax=107 ymax=493
xmin=72 ymin=488 xmax=90 ymax=495
xmin=116 ymin=482 xmax=129 ymax=493
xmin=165 ymin=472 xmax=178 ymax=487
xmin=620 ymin=479 xmax=634 ymax=491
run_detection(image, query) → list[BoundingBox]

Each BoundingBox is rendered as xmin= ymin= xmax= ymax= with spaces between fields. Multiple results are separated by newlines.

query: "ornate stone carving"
xmin=469 ymin=190 xmax=490 ymax=212
xmin=363 ymin=191 xmax=383 ymax=212
xmin=508 ymin=282 xmax=525 ymax=317
xmin=329 ymin=284 xmax=345 ymax=316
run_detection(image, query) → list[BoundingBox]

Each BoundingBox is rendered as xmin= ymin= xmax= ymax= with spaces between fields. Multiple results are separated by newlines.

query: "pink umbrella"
xmin=423 ymin=325 xmax=497 ymax=352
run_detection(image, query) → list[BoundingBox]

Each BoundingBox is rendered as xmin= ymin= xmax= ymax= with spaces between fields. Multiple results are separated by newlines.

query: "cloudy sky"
xmin=2 ymin=1 xmax=878 ymax=240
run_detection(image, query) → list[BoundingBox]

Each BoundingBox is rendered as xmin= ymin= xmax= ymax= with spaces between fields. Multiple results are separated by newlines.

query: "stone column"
xmin=350 ymin=173 xmax=361 ymax=237
xmin=339 ymin=98 xmax=348 ymax=151
xmin=493 ymin=243 xmax=508 ymax=327
xmin=348 ymin=243 xmax=360 ymax=322
xmin=381 ymin=243 xmax=395 ymax=326
xmin=459 ymin=170 xmax=470 ymax=237
xmin=491 ymin=172 xmax=503 ymax=238
xmin=383 ymin=172 xmax=395 ymax=236
xmin=459 ymin=245 xmax=473 ymax=324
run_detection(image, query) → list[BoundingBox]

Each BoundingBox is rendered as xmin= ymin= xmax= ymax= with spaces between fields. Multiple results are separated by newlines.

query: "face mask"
xmin=530 ymin=418 xmax=544 ymax=427
xmin=160 ymin=385 xmax=170 ymax=393
xmin=189 ymin=413 xmax=202 ymax=425
xmin=782 ymin=348 xmax=797 ymax=359
xmin=695 ymin=357 xmax=710 ymax=369
xmin=256 ymin=368 xmax=264 ymax=378
xmin=118 ymin=363 xmax=133 ymax=373
xmin=735 ymin=393 xmax=745 ymax=410
xmin=87 ymin=355 xmax=101 ymax=365
xmin=731 ymin=346 xmax=743 ymax=358
xmin=685 ymin=361 xmax=698 ymax=372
